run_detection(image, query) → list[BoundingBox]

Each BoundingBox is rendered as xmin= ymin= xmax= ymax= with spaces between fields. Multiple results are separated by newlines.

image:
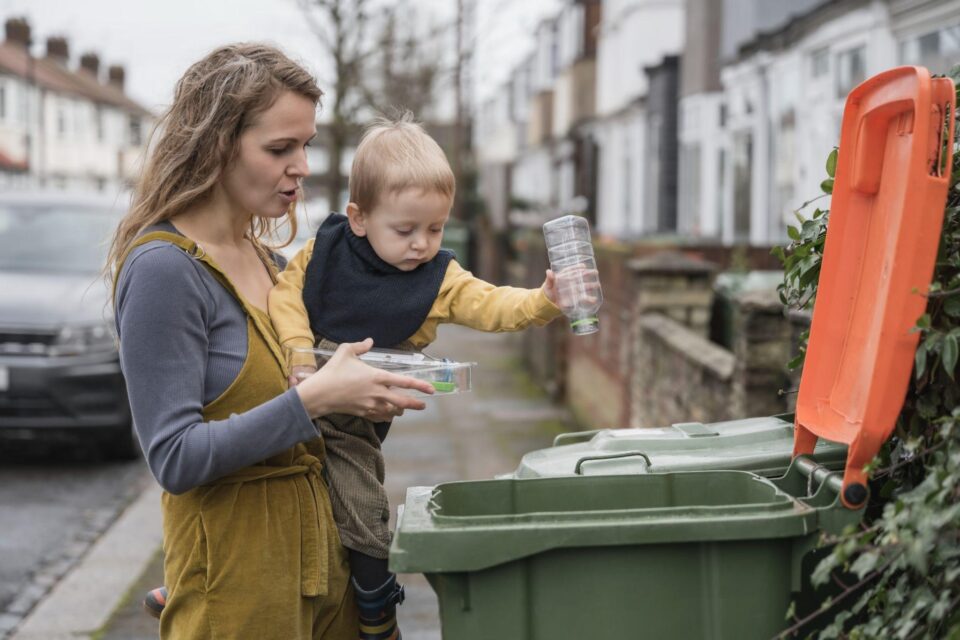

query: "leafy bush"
xmin=774 ymin=67 xmax=960 ymax=639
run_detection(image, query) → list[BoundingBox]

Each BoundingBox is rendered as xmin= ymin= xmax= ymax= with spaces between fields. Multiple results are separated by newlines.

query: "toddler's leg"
xmin=318 ymin=414 xmax=405 ymax=638
xmin=349 ymin=550 xmax=405 ymax=640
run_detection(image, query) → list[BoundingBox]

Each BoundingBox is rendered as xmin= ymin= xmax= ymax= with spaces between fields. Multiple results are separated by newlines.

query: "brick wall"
xmin=509 ymin=229 xmax=795 ymax=428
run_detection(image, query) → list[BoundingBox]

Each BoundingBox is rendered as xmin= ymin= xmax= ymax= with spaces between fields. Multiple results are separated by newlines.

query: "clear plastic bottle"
xmin=542 ymin=215 xmax=603 ymax=335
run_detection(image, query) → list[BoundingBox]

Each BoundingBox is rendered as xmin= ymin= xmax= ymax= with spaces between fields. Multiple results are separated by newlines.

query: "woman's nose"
xmin=288 ymin=149 xmax=309 ymax=177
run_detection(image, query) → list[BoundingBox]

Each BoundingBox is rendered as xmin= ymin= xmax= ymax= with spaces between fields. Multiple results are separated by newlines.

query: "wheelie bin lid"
xmin=793 ymin=66 xmax=955 ymax=508
xmin=508 ymin=416 xmax=847 ymax=479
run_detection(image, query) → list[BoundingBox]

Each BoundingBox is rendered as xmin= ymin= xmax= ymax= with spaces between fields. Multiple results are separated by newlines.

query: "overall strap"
xmin=116 ymin=230 xmax=288 ymax=372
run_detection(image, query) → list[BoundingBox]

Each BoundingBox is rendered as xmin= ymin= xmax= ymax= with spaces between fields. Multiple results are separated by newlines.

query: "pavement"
xmin=10 ymin=325 xmax=575 ymax=639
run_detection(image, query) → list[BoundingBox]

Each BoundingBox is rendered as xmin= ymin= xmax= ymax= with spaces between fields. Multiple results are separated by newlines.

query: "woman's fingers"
xmin=381 ymin=371 xmax=434 ymax=396
xmin=366 ymin=402 xmax=406 ymax=422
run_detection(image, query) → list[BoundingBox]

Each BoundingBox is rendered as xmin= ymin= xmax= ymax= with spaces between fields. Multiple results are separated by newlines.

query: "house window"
xmin=810 ymin=47 xmax=829 ymax=78
xmin=835 ymin=46 xmax=866 ymax=98
xmin=775 ymin=110 xmax=796 ymax=236
xmin=622 ymin=151 xmax=632 ymax=228
xmin=900 ymin=24 xmax=960 ymax=74
xmin=129 ymin=116 xmax=142 ymax=146
xmin=678 ymin=143 xmax=701 ymax=235
xmin=95 ymin=106 xmax=104 ymax=142
xmin=732 ymin=131 xmax=752 ymax=242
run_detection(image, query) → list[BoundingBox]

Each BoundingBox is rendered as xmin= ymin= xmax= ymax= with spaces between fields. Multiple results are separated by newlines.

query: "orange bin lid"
xmin=793 ymin=66 xmax=955 ymax=508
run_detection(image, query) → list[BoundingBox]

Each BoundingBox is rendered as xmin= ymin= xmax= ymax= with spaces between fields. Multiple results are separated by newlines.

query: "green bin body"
xmin=509 ymin=415 xmax=847 ymax=479
xmin=391 ymin=459 xmax=859 ymax=640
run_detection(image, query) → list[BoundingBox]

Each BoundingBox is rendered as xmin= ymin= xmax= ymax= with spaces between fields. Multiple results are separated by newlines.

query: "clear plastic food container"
xmin=290 ymin=347 xmax=474 ymax=396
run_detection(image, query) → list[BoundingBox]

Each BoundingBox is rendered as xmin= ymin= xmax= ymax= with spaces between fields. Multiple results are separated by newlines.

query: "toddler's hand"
xmin=289 ymin=364 xmax=318 ymax=388
xmin=541 ymin=269 xmax=558 ymax=305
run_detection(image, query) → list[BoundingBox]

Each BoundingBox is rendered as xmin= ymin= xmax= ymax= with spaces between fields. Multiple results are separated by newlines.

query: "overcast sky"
xmin=1 ymin=0 xmax=560 ymax=115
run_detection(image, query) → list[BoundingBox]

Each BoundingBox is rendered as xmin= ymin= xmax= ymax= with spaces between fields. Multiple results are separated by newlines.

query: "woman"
xmin=108 ymin=44 xmax=432 ymax=639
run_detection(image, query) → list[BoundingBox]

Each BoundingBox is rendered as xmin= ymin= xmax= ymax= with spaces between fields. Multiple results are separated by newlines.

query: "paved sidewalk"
xmin=97 ymin=325 xmax=575 ymax=639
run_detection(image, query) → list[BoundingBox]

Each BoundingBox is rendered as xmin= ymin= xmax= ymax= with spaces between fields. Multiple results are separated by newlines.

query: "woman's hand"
xmin=293 ymin=338 xmax=434 ymax=420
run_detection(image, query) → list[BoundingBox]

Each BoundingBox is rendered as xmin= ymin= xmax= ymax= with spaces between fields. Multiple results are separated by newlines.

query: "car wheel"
xmin=104 ymin=420 xmax=141 ymax=461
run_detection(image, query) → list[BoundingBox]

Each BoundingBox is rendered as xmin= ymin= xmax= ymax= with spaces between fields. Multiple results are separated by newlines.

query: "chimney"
xmin=4 ymin=17 xmax=31 ymax=49
xmin=108 ymin=64 xmax=125 ymax=91
xmin=46 ymin=36 xmax=68 ymax=65
xmin=80 ymin=52 xmax=100 ymax=77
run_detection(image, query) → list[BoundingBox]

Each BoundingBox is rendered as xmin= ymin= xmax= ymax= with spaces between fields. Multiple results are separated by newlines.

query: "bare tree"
xmin=299 ymin=0 xmax=372 ymax=209
xmin=299 ymin=0 xmax=457 ymax=210
xmin=365 ymin=2 xmax=448 ymax=119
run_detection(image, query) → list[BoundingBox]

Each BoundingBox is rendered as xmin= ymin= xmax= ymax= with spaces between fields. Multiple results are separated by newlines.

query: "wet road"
xmin=0 ymin=440 xmax=150 ymax=637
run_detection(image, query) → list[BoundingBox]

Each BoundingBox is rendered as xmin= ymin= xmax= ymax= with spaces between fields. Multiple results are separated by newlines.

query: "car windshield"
xmin=0 ymin=203 xmax=121 ymax=273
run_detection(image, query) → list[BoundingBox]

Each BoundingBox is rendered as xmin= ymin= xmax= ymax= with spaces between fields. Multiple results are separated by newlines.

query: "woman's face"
xmin=221 ymin=90 xmax=317 ymax=220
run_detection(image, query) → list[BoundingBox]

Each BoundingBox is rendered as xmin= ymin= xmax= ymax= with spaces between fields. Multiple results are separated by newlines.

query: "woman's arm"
xmin=116 ymin=244 xmax=321 ymax=494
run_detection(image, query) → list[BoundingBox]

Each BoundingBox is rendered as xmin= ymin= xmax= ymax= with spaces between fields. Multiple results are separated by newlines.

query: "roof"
xmin=0 ymin=148 xmax=27 ymax=172
xmin=0 ymin=41 xmax=151 ymax=117
xmin=734 ymin=0 xmax=870 ymax=62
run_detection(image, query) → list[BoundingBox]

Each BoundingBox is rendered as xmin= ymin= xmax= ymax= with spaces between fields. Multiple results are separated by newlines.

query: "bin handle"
xmin=574 ymin=451 xmax=652 ymax=475
xmin=553 ymin=429 xmax=601 ymax=447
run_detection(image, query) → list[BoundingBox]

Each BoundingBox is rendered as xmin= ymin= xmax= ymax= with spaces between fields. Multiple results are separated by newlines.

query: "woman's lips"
xmin=279 ymin=189 xmax=298 ymax=204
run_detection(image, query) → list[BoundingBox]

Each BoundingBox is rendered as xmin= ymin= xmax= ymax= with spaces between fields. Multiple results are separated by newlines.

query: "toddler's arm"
xmin=441 ymin=261 xmax=562 ymax=332
xmin=268 ymin=240 xmax=319 ymax=378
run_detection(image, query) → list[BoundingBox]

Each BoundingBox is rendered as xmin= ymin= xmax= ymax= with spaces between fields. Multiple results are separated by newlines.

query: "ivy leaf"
xmin=826 ymin=148 xmax=838 ymax=178
xmin=787 ymin=225 xmax=800 ymax=241
xmin=946 ymin=295 xmax=960 ymax=318
xmin=821 ymin=178 xmax=834 ymax=194
xmin=850 ymin=551 xmax=880 ymax=578
xmin=784 ymin=600 xmax=796 ymax=622
xmin=916 ymin=344 xmax=928 ymax=379
xmin=943 ymin=334 xmax=958 ymax=379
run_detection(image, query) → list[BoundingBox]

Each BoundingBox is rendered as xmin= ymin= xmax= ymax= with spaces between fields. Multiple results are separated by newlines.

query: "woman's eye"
xmin=269 ymin=147 xmax=289 ymax=156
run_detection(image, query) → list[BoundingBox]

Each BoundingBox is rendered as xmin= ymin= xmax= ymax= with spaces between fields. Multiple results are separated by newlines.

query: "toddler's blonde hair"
xmin=349 ymin=111 xmax=455 ymax=212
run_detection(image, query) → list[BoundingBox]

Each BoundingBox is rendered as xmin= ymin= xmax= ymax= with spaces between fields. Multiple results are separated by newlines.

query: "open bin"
xmin=392 ymin=459 xmax=858 ymax=639
xmin=390 ymin=66 xmax=955 ymax=639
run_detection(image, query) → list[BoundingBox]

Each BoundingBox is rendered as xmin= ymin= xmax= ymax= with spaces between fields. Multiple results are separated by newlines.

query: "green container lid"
xmin=509 ymin=415 xmax=847 ymax=479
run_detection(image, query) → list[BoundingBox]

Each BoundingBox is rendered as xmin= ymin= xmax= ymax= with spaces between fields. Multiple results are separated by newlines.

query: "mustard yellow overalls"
xmin=118 ymin=231 xmax=358 ymax=639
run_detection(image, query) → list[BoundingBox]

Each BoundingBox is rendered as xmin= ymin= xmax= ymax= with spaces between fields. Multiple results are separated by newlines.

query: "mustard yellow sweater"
xmin=269 ymin=239 xmax=562 ymax=365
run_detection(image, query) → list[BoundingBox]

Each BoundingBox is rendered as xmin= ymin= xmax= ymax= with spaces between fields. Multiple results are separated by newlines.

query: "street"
xmin=0 ymin=442 xmax=150 ymax=637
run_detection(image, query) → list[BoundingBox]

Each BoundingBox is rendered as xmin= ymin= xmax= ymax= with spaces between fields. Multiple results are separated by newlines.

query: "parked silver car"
xmin=0 ymin=191 xmax=137 ymax=459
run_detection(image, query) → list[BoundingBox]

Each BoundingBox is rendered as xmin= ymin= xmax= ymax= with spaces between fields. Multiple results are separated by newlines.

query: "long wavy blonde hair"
xmin=106 ymin=43 xmax=322 ymax=284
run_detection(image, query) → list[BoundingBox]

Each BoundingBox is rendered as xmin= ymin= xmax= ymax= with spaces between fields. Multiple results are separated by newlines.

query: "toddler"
xmin=269 ymin=112 xmax=561 ymax=639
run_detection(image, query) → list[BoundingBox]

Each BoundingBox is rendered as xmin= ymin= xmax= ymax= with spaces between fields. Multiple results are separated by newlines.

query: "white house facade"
xmin=0 ymin=18 xmax=152 ymax=192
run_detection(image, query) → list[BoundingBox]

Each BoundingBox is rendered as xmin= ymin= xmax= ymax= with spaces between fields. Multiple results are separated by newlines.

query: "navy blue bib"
xmin=301 ymin=213 xmax=454 ymax=347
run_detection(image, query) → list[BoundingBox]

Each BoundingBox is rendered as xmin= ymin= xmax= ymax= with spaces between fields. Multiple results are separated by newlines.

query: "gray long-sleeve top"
xmin=115 ymin=237 xmax=318 ymax=495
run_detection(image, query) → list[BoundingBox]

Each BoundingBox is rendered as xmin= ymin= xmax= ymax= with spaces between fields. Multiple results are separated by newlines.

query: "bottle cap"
xmin=570 ymin=316 xmax=599 ymax=335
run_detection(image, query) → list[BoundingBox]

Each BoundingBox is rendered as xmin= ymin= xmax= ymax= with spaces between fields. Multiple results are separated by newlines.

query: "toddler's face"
xmin=347 ymin=188 xmax=451 ymax=271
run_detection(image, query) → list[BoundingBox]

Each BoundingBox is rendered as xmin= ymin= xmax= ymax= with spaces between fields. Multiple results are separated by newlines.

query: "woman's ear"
xmin=345 ymin=202 xmax=367 ymax=237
